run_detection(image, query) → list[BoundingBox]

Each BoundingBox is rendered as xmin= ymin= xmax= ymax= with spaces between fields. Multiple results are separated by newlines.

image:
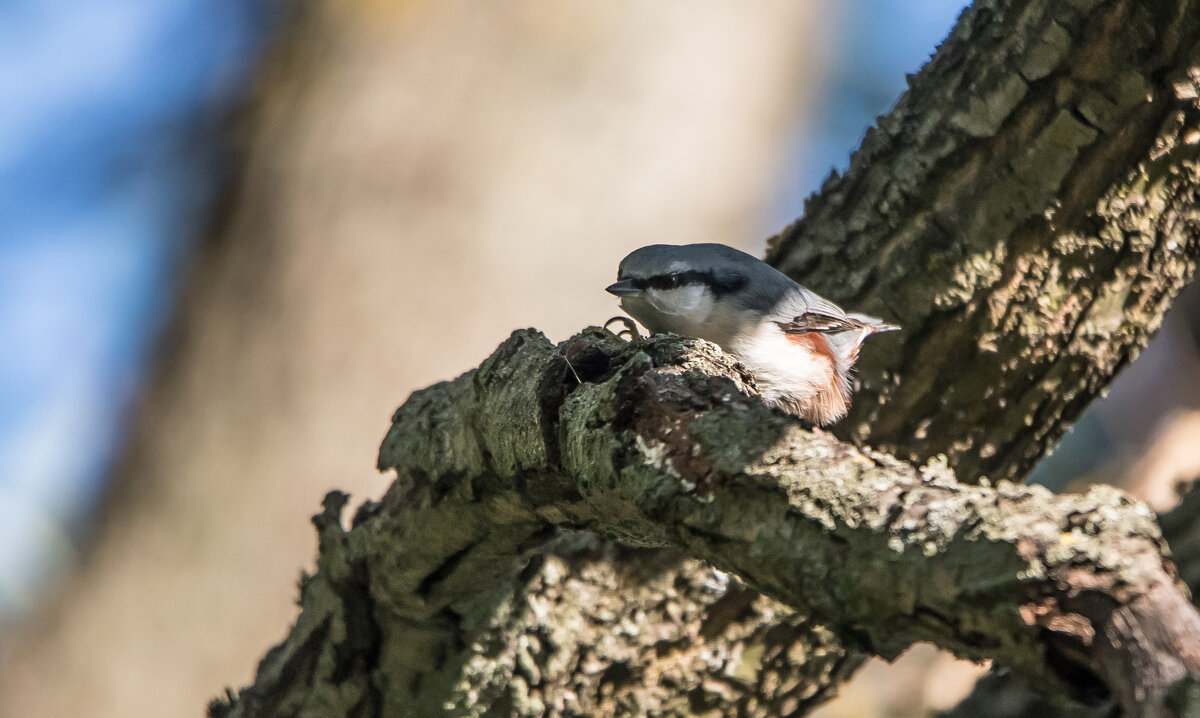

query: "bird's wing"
xmin=772 ymin=285 xmax=859 ymax=334
xmin=773 ymin=285 xmax=899 ymax=335
xmin=774 ymin=311 xmax=862 ymax=335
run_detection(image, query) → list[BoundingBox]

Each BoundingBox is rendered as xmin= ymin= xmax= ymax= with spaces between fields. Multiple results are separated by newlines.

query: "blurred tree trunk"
xmin=0 ymin=3 xmax=823 ymax=718
xmin=213 ymin=0 xmax=1200 ymax=716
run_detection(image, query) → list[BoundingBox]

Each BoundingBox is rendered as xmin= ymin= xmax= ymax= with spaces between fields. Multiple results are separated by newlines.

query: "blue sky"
xmin=0 ymin=1 xmax=965 ymax=616
xmin=0 ymin=0 xmax=267 ymax=613
xmin=783 ymin=0 xmax=967 ymax=213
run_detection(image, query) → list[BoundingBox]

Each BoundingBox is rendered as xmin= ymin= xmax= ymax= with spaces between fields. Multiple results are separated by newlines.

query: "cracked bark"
xmin=213 ymin=0 xmax=1200 ymax=716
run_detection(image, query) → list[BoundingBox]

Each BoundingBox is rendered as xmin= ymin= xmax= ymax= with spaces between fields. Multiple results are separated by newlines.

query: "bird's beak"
xmin=605 ymin=279 xmax=643 ymax=297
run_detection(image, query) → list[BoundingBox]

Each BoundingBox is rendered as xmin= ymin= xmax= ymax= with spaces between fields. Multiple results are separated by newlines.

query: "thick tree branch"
xmin=215 ymin=330 xmax=1200 ymax=717
xmin=770 ymin=0 xmax=1200 ymax=483
xmin=948 ymin=482 xmax=1200 ymax=718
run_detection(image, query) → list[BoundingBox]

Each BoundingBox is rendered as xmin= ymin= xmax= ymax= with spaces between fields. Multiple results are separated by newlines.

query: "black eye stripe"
xmin=628 ymin=270 xmax=746 ymax=295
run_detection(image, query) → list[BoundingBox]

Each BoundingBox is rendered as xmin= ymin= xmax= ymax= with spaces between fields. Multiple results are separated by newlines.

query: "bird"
xmin=605 ymin=243 xmax=897 ymax=425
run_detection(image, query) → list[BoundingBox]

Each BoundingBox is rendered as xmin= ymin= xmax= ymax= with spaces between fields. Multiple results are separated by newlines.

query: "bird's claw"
xmin=604 ymin=316 xmax=641 ymax=342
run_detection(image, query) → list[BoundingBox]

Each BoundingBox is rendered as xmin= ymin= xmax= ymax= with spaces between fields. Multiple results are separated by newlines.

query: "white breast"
xmin=726 ymin=323 xmax=833 ymax=407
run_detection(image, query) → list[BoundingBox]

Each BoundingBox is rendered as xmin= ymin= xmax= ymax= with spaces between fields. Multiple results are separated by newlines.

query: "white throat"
xmin=621 ymin=285 xmax=716 ymax=337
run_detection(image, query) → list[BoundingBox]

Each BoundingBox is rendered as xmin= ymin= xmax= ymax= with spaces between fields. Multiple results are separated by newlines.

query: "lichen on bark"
xmin=214 ymin=329 xmax=1200 ymax=717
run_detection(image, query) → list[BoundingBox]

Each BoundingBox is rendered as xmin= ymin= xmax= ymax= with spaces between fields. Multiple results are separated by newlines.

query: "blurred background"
xmin=2 ymin=2 xmax=1198 ymax=717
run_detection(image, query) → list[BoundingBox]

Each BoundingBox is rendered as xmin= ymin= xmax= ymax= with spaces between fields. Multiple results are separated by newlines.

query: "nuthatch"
xmin=606 ymin=243 xmax=897 ymax=425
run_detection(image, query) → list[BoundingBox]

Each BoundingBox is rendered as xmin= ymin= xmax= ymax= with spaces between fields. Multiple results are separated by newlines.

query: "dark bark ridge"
xmin=213 ymin=329 xmax=1200 ymax=717
xmin=770 ymin=0 xmax=1200 ymax=485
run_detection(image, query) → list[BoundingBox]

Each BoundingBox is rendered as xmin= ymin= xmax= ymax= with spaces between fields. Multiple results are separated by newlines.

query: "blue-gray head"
xmin=605 ymin=243 xmax=801 ymax=335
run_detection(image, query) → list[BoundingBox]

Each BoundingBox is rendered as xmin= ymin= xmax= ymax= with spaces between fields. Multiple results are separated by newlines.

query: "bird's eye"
xmin=667 ymin=273 xmax=681 ymax=288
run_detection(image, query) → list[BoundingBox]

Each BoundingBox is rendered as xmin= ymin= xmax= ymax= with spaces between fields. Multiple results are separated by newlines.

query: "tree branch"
xmin=214 ymin=330 xmax=1200 ymax=717
xmin=771 ymin=0 xmax=1200 ymax=483
xmin=946 ymin=480 xmax=1200 ymax=718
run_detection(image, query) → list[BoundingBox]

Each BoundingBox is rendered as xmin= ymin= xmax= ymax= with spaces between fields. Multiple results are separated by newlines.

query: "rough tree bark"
xmin=944 ymin=484 xmax=1200 ymax=718
xmin=213 ymin=0 xmax=1200 ymax=716
xmin=773 ymin=0 xmax=1200 ymax=482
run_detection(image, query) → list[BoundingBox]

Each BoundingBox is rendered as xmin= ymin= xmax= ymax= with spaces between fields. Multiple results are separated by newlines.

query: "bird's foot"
xmin=604 ymin=315 xmax=641 ymax=342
